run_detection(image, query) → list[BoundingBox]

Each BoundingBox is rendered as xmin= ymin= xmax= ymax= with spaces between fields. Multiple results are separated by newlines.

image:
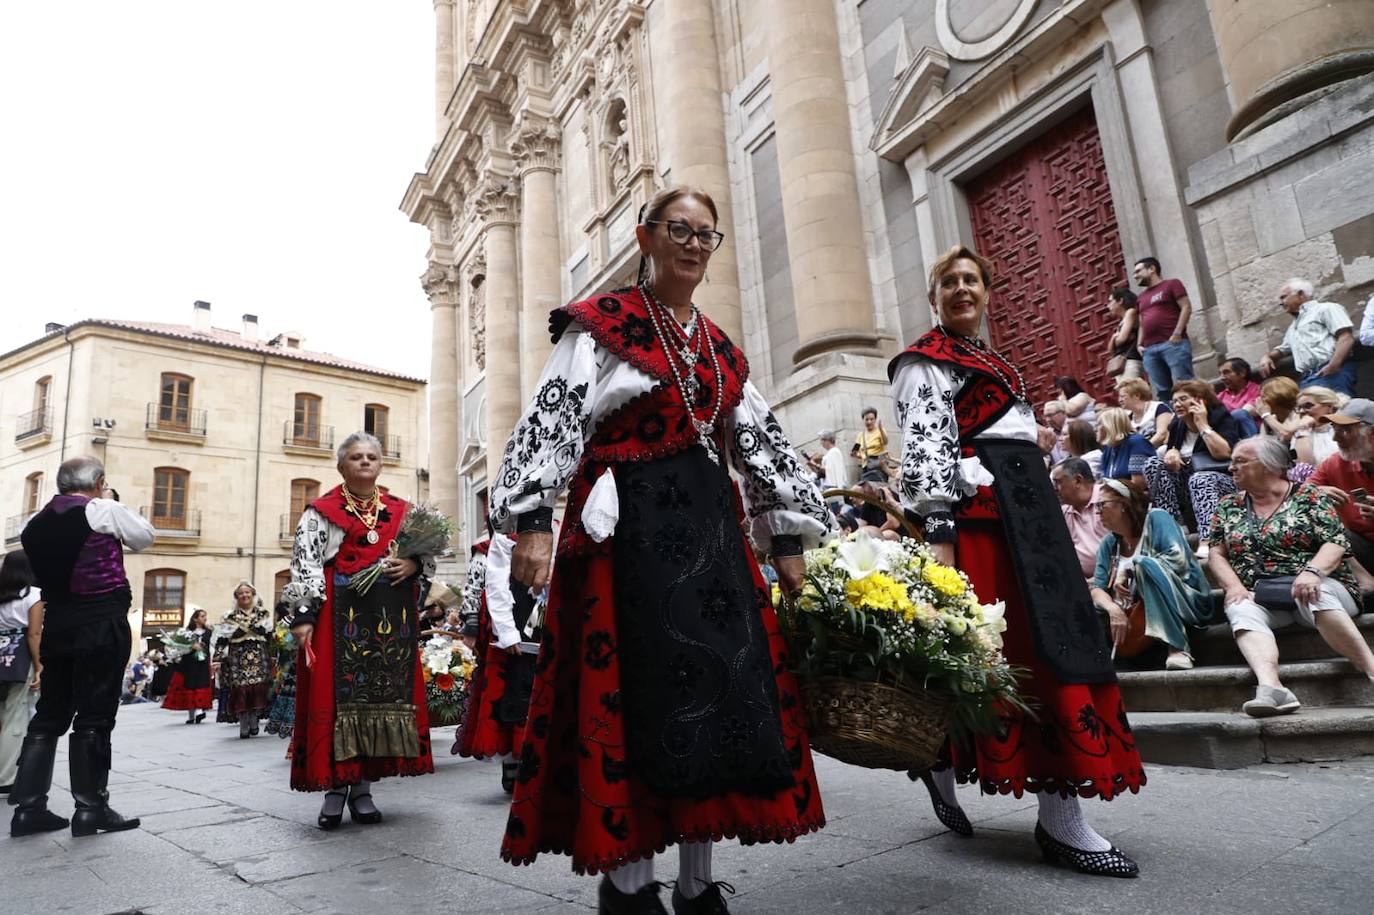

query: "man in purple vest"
xmin=9 ymin=456 xmax=154 ymax=838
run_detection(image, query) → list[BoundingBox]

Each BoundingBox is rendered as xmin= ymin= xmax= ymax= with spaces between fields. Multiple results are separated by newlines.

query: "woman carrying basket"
xmin=889 ymin=244 xmax=1145 ymax=877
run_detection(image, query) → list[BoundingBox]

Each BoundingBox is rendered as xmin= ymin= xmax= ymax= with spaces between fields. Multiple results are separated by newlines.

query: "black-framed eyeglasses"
xmin=646 ymin=219 xmax=725 ymax=251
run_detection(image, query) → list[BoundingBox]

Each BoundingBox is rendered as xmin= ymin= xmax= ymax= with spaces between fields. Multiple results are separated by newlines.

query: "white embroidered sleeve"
xmin=725 ymin=381 xmax=835 ymax=552
xmin=891 ymin=356 xmax=965 ymax=542
xmin=459 ymin=553 xmax=486 ymax=629
xmin=282 ymin=507 xmax=343 ymax=621
xmin=490 ymin=329 xmax=599 ymax=533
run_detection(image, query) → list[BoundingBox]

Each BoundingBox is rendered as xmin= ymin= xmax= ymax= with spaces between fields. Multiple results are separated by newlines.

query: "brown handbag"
xmin=1106 ymin=353 xmax=1128 ymax=376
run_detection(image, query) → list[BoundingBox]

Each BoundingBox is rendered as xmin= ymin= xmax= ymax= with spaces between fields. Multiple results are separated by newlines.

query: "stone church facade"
xmin=403 ymin=0 xmax=1374 ymax=552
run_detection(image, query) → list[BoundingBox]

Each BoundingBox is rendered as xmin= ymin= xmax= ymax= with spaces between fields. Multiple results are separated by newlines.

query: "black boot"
xmin=501 ymin=761 xmax=519 ymax=794
xmin=598 ymin=875 xmax=669 ymax=915
xmin=68 ymin=730 xmax=140 ymax=837
xmin=8 ymin=735 xmax=70 ymax=837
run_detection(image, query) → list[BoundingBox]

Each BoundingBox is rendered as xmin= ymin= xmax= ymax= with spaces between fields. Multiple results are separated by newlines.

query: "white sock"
xmin=1037 ymin=793 xmax=1112 ymax=852
xmin=607 ymin=856 xmax=654 ymax=895
xmin=496 ymin=752 xmax=515 ymax=764
xmin=928 ymin=767 xmax=960 ymax=808
xmin=677 ymin=841 xmax=713 ymax=899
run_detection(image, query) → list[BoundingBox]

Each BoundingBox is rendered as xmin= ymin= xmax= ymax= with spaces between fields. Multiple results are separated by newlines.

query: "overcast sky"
xmin=0 ymin=2 xmax=436 ymax=377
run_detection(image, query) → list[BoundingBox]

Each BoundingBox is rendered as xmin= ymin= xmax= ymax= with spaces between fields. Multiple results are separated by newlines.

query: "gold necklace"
xmin=341 ymin=485 xmax=382 ymax=543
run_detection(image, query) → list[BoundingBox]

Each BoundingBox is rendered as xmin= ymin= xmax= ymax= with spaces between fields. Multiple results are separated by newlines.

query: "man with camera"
xmin=1310 ymin=399 xmax=1374 ymax=582
xmin=9 ymin=456 xmax=154 ymax=837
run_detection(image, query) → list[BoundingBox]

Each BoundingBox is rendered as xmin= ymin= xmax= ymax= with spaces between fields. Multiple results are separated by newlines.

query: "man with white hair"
xmin=1310 ymin=399 xmax=1374 ymax=578
xmin=10 ymin=456 xmax=154 ymax=837
xmin=807 ymin=429 xmax=848 ymax=492
xmin=1259 ymin=277 xmax=1356 ymax=394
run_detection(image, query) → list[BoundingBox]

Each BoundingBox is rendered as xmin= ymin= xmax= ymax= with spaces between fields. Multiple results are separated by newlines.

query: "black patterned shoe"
xmin=672 ymin=880 xmax=734 ymax=914
xmin=908 ymin=768 xmax=973 ymax=837
xmin=1034 ymin=822 xmax=1139 ymax=877
xmin=598 ymin=875 xmax=669 ymax=915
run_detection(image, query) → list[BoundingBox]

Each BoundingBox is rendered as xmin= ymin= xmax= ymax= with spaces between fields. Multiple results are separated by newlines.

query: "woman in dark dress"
xmin=160 ymin=608 xmax=213 ymax=723
xmin=491 ymin=186 xmax=834 ymax=914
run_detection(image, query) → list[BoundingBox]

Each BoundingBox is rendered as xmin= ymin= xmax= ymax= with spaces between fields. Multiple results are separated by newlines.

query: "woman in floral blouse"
xmin=1208 ymin=436 xmax=1374 ymax=717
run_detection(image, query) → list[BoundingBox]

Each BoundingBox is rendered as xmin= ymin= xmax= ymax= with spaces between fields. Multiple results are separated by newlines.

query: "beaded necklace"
xmin=640 ymin=282 xmax=725 ymax=464
xmin=937 ymin=325 xmax=1029 ymax=404
xmin=340 ymin=485 xmax=383 ymax=544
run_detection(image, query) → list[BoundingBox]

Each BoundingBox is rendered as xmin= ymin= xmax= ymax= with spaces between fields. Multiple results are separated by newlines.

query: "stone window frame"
xmin=143 ymin=567 xmax=186 ymax=612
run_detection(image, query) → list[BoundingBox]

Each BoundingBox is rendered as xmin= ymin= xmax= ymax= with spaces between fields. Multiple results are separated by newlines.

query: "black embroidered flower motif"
xmin=719 ymin=715 xmax=750 ymax=750
xmin=505 ymin=813 xmax=526 ymax=838
xmin=655 ymin=474 xmax=692 ymax=511
xmin=516 ymin=742 xmax=540 ymax=783
xmin=698 ymin=582 xmax=738 ymax=628
xmin=637 ymin=411 xmax=667 ymax=442
xmin=599 ymin=690 xmax=622 ymax=715
xmin=654 ymin=521 xmax=693 ymax=564
xmin=667 ymin=651 xmax=704 ymax=698
xmin=618 ymin=312 xmax=656 ymax=350
xmin=1077 ymin=705 xmax=1103 ymax=741
xmin=595 ymin=295 xmax=623 ymax=315
xmin=584 ymin=630 xmax=615 ymax=670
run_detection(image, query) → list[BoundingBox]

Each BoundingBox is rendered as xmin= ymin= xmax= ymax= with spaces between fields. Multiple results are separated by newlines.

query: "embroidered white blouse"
xmin=889 ymin=351 xmax=1038 ymax=524
xmin=459 ymin=549 xmax=487 ymax=631
xmin=282 ymin=507 xmax=437 ymax=614
xmin=489 ymin=323 xmax=834 ymax=551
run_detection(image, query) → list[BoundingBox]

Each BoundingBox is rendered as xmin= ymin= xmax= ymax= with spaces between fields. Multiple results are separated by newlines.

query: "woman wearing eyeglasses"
xmin=1290 ymin=386 xmax=1346 ymax=470
xmin=490 ymin=186 xmax=833 ymax=914
xmin=1141 ymin=380 xmax=1243 ymax=561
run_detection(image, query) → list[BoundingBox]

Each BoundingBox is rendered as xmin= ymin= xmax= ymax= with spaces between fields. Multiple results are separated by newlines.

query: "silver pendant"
xmin=695 ymin=420 xmax=720 ymax=465
xmin=366 ymin=530 xmax=379 ymax=544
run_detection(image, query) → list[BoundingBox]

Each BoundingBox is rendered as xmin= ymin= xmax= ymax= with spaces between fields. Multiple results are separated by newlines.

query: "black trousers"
xmin=28 ymin=614 xmax=131 ymax=740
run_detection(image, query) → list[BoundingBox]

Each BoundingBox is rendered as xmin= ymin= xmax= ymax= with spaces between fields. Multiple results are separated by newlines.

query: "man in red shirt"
xmin=1310 ymin=398 xmax=1374 ymax=578
xmin=1133 ymin=256 xmax=1195 ymax=400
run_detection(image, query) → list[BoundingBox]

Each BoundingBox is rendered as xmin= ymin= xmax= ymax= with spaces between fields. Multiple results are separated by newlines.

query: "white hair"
xmin=1243 ymin=436 xmax=1292 ymax=476
xmin=56 ymin=456 xmax=104 ymax=493
xmin=336 ymin=431 xmax=383 ymax=464
xmin=1283 ymin=277 xmax=1315 ymax=298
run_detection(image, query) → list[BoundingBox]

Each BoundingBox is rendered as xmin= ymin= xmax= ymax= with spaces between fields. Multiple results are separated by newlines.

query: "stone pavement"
xmin=5 ymin=703 xmax=1372 ymax=914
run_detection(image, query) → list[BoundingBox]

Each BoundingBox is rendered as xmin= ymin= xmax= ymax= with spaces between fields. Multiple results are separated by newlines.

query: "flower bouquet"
xmin=350 ymin=503 xmax=455 ymax=594
xmin=420 ymin=634 xmax=477 ymax=728
xmin=778 ymin=531 xmax=1026 ymax=771
xmin=157 ymin=628 xmax=206 ymax=664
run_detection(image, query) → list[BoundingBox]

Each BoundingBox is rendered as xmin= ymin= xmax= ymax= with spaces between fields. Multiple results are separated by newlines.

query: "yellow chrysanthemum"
xmin=845 ymin=572 xmax=914 ymax=617
xmin=922 ymin=563 xmax=967 ymax=598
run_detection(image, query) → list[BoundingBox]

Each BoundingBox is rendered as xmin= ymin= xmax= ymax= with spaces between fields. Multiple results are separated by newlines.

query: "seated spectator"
xmin=1051 ymin=457 xmax=1107 ymax=582
xmin=1106 ymin=288 xmax=1144 ymax=380
xmin=1090 ymin=479 xmax=1215 ymax=670
xmin=1064 ymin=419 xmax=1103 ymax=479
xmin=1209 ymin=437 xmax=1374 ymax=717
xmin=1257 ymin=375 xmax=1303 ymax=443
xmin=1218 ymin=357 xmax=1261 ymax=437
xmin=1290 ymin=386 xmax=1346 ymax=470
xmin=1042 ymin=400 xmax=1069 ymax=464
xmin=1116 ymin=377 xmax=1172 ymax=447
xmin=1097 ymin=407 xmax=1155 ymax=487
xmin=1143 ymin=380 xmax=1242 ymax=561
xmin=1310 ymin=398 xmax=1374 ymax=588
xmin=1054 ymin=376 xmax=1097 ymax=426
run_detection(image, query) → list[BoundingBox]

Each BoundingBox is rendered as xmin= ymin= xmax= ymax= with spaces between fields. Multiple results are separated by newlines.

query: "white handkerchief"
xmin=582 ymin=468 xmax=619 ymax=542
xmin=957 ymin=456 xmax=995 ymax=495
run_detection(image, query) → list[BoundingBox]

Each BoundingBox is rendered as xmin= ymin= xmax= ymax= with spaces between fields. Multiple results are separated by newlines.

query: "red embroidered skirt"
xmin=500 ymin=548 xmax=825 ymax=875
xmin=289 ymin=574 xmax=435 ymax=792
xmin=952 ymin=519 xmax=1147 ymax=799
xmin=161 ymin=670 xmax=213 ymax=710
xmin=455 ymin=604 xmax=523 ymax=759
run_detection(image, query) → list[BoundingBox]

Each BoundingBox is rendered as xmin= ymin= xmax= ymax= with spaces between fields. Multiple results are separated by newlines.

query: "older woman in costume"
xmin=890 ymin=244 xmax=1144 ymax=877
xmin=285 ymin=432 xmax=435 ymax=830
xmin=217 ymin=583 xmax=270 ymax=738
xmin=493 ymin=186 xmax=833 ymax=915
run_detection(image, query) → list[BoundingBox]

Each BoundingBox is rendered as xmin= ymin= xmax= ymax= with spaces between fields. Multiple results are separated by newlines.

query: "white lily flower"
xmin=979 ymin=600 xmax=1008 ymax=648
xmin=834 ymin=530 xmax=899 ymax=581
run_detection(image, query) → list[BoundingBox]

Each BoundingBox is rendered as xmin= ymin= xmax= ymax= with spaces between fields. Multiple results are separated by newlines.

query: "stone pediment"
xmin=870 ymin=46 xmax=950 ymax=157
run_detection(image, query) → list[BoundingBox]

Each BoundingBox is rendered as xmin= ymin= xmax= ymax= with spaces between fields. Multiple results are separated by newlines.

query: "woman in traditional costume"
xmin=492 ymin=186 xmax=833 ymax=915
xmin=160 ymin=608 xmax=213 ymax=723
xmin=890 ymin=244 xmax=1144 ymax=877
xmin=218 ymin=582 xmax=271 ymax=738
xmin=285 ymin=432 xmax=435 ymax=830
xmin=454 ymin=531 xmax=538 ymax=794
xmin=264 ymin=603 xmax=298 ymax=748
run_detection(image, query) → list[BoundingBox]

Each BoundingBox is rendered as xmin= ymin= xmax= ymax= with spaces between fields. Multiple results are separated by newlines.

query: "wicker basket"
xmin=799 ymin=676 xmax=951 ymax=771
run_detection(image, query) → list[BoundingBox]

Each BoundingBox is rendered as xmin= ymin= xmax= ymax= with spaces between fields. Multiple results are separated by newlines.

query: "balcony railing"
xmin=283 ymin=421 xmax=334 ymax=452
xmin=279 ymin=511 xmax=303 ymax=541
xmin=140 ymin=506 xmax=201 ymax=538
xmin=381 ymin=434 xmax=401 ymax=460
xmin=4 ymin=512 xmax=36 ymax=543
xmin=15 ymin=408 xmax=52 ymax=443
xmin=146 ymin=403 xmax=207 ymax=437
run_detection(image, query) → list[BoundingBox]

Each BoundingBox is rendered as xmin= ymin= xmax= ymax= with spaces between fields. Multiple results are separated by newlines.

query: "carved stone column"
xmin=422 ymin=260 xmax=460 ymax=520
xmin=763 ymin=0 xmax=880 ymax=365
xmin=1208 ymin=0 xmax=1374 ymax=139
xmin=474 ymin=177 xmax=522 ymax=485
xmin=434 ymin=0 xmax=456 ymax=137
xmin=512 ymin=118 xmax=562 ymax=400
xmin=653 ymin=0 xmax=743 ymax=343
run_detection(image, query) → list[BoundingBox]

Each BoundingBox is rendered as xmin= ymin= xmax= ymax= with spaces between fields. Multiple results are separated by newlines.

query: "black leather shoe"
xmin=1035 ymin=822 xmax=1139 ymax=877
xmin=671 ymin=880 xmax=734 ymax=914
xmin=10 ymin=807 xmax=70 ymax=837
xmin=347 ymin=787 xmax=382 ymax=825
xmin=317 ymin=789 xmax=348 ymax=831
xmin=908 ymin=768 xmax=973 ymax=837
xmin=68 ymin=730 xmax=139 ymax=837
xmin=501 ymin=761 xmax=519 ymax=794
xmin=597 ymin=875 xmax=669 ymax=914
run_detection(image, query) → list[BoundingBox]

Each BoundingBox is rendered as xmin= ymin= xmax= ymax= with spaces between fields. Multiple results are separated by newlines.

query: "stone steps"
xmin=1120 ymin=660 xmax=1374 ymax=712
xmin=1129 ymin=707 xmax=1374 ymax=769
xmin=1189 ymin=615 xmax=1374 ymax=666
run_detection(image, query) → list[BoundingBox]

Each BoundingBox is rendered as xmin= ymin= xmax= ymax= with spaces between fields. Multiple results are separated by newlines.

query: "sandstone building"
xmin=403 ymin=0 xmax=1374 ymax=553
xmin=0 ymin=303 xmax=428 ymax=642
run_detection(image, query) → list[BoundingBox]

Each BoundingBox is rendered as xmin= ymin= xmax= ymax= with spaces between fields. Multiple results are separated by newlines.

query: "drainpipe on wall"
xmin=58 ymin=328 xmax=75 ymax=460
xmin=249 ymin=355 xmax=266 ymax=585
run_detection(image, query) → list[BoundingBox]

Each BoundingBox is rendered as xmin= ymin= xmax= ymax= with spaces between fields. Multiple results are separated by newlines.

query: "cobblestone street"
xmin=5 ymin=703 xmax=1372 ymax=914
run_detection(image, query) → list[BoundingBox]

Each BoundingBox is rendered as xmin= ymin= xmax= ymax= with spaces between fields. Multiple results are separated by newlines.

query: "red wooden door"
xmin=964 ymin=108 xmax=1125 ymax=406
